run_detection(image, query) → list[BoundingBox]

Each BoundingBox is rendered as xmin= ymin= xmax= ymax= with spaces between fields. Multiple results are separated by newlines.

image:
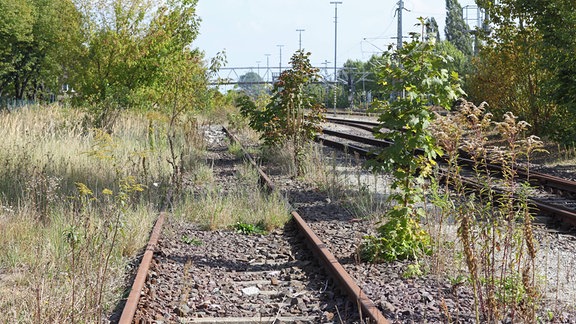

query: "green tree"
xmin=468 ymin=0 xmax=554 ymax=138
xmin=338 ymin=59 xmax=370 ymax=109
xmin=425 ymin=17 xmax=441 ymax=41
xmin=73 ymin=0 xmax=213 ymax=134
xmin=445 ymin=0 xmax=473 ymax=56
xmin=76 ymin=0 xmax=206 ymax=109
xmin=0 ymin=0 xmax=34 ymax=96
xmin=0 ymin=0 xmax=82 ymax=100
xmin=238 ymin=50 xmax=325 ymax=175
xmin=237 ymin=72 xmax=265 ymax=99
xmin=362 ymin=33 xmax=464 ymax=262
xmin=517 ymin=0 xmax=576 ymax=142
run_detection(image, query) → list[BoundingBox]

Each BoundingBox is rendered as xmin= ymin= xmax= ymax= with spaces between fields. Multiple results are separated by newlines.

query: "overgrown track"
xmin=319 ymin=122 xmax=576 ymax=227
xmin=118 ymin=126 xmax=389 ymax=323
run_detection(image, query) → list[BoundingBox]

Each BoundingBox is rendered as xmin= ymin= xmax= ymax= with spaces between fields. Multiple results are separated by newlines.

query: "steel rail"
xmin=223 ymin=126 xmax=390 ymax=324
xmin=320 ymin=129 xmax=576 ymax=226
xmin=323 ymin=124 xmax=576 ymax=197
xmin=118 ymin=212 xmax=166 ymax=324
xmin=325 ymin=116 xmax=380 ymax=127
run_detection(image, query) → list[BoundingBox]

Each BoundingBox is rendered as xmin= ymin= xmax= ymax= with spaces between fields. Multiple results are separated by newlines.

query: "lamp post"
xmin=277 ymin=45 xmax=284 ymax=77
xmin=296 ymin=29 xmax=305 ymax=50
xmin=330 ymin=1 xmax=342 ymax=114
xmin=397 ymin=0 xmax=404 ymax=50
xmin=264 ymin=54 xmax=271 ymax=83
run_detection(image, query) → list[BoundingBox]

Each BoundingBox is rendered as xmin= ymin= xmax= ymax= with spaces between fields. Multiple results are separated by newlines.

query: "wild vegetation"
xmin=361 ymin=31 xmax=464 ymax=263
xmin=0 ymin=106 xmax=168 ymax=322
xmin=237 ymin=50 xmax=326 ymax=176
xmin=2 ymin=0 xmax=576 ymax=322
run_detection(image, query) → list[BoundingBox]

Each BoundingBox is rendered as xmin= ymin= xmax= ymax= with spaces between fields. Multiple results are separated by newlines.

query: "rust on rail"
xmin=119 ymin=211 xmax=166 ymax=324
xmin=224 ymin=126 xmax=389 ymax=324
xmin=292 ymin=210 xmax=390 ymax=324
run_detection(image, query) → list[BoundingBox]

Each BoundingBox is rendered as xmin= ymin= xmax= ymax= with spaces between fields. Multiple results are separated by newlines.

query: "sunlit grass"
xmin=0 ymin=104 xmax=202 ymax=322
xmin=174 ymin=161 xmax=291 ymax=231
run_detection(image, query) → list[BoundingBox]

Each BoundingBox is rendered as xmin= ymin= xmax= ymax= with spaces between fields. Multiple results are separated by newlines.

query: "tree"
xmin=238 ymin=50 xmax=325 ymax=176
xmin=0 ymin=0 xmax=83 ymax=100
xmin=425 ymin=17 xmax=441 ymax=41
xmin=362 ymin=32 xmax=465 ymax=262
xmin=75 ymin=0 xmax=206 ymax=109
xmin=445 ymin=0 xmax=473 ymax=56
xmin=338 ymin=59 xmax=370 ymax=109
xmin=237 ymin=72 xmax=265 ymax=98
xmin=517 ymin=0 xmax=576 ymax=142
xmin=467 ymin=0 xmax=556 ymax=138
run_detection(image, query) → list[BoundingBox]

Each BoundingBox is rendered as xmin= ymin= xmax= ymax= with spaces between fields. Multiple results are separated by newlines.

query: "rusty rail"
xmin=118 ymin=212 xmax=166 ymax=324
xmin=223 ymin=126 xmax=390 ymax=324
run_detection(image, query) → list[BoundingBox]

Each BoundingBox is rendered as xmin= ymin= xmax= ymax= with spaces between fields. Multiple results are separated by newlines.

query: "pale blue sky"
xmin=194 ymin=0 xmax=477 ymax=70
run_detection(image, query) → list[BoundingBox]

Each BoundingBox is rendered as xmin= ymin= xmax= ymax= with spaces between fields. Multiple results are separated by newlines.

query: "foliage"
xmin=238 ymin=50 xmax=325 ymax=176
xmin=468 ymin=0 xmax=576 ymax=143
xmin=237 ymin=71 xmax=266 ymax=99
xmin=233 ymin=221 xmax=266 ymax=235
xmin=467 ymin=0 xmax=554 ymax=138
xmin=76 ymin=0 xmax=209 ymax=111
xmin=362 ymin=211 xmax=431 ymax=262
xmin=336 ymin=59 xmax=372 ymax=109
xmin=435 ymin=40 xmax=471 ymax=83
xmin=425 ymin=17 xmax=441 ymax=41
xmin=516 ymin=0 xmax=576 ymax=142
xmin=445 ymin=0 xmax=473 ymax=56
xmin=0 ymin=0 xmax=83 ymax=100
xmin=361 ymin=30 xmax=464 ymax=262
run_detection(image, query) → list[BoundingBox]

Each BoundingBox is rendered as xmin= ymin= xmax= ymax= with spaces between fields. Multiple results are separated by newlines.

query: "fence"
xmin=0 ymin=96 xmax=56 ymax=111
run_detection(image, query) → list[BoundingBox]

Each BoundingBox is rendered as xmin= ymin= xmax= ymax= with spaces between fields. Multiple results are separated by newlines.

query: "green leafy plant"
xmin=181 ymin=235 xmax=203 ymax=246
xmin=362 ymin=210 xmax=432 ymax=263
xmin=361 ymin=26 xmax=465 ymax=262
xmin=233 ymin=221 xmax=266 ymax=235
xmin=237 ymin=50 xmax=326 ymax=176
xmin=403 ymin=262 xmax=425 ymax=279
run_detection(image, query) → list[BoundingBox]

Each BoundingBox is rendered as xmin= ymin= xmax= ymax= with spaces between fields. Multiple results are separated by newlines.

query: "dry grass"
xmin=0 ymin=104 xmax=202 ymax=323
xmin=174 ymin=160 xmax=291 ymax=231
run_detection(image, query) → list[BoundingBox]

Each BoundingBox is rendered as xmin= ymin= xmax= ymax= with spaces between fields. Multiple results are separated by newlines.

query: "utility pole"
xmin=277 ymin=45 xmax=284 ymax=77
xmin=322 ymin=60 xmax=330 ymax=77
xmin=296 ymin=29 xmax=305 ymax=50
xmin=264 ymin=54 xmax=271 ymax=83
xmin=397 ymin=0 xmax=404 ymax=50
xmin=256 ymin=61 xmax=261 ymax=78
xmin=330 ymin=1 xmax=342 ymax=114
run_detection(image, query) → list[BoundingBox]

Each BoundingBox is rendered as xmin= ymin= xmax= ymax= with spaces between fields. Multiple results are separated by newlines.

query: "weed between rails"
xmin=429 ymin=100 xmax=545 ymax=322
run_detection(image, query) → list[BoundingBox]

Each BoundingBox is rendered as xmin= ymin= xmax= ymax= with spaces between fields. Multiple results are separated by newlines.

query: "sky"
xmin=194 ymin=0 xmax=477 ymax=77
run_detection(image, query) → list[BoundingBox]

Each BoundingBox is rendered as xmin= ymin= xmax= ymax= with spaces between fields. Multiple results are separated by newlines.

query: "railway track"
xmin=118 ymin=126 xmax=388 ymax=323
xmin=115 ymin=121 xmax=576 ymax=323
xmin=319 ymin=121 xmax=576 ymax=227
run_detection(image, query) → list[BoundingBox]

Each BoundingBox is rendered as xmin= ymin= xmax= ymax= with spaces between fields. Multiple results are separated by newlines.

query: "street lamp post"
xmin=296 ymin=29 xmax=305 ymax=50
xmin=264 ymin=54 xmax=271 ymax=83
xmin=277 ymin=45 xmax=284 ymax=77
xmin=330 ymin=1 xmax=342 ymax=114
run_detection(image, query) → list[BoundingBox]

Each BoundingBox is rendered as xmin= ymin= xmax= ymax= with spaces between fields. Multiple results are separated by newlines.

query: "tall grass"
xmin=174 ymin=159 xmax=292 ymax=231
xmin=0 ymin=104 xmax=200 ymax=322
